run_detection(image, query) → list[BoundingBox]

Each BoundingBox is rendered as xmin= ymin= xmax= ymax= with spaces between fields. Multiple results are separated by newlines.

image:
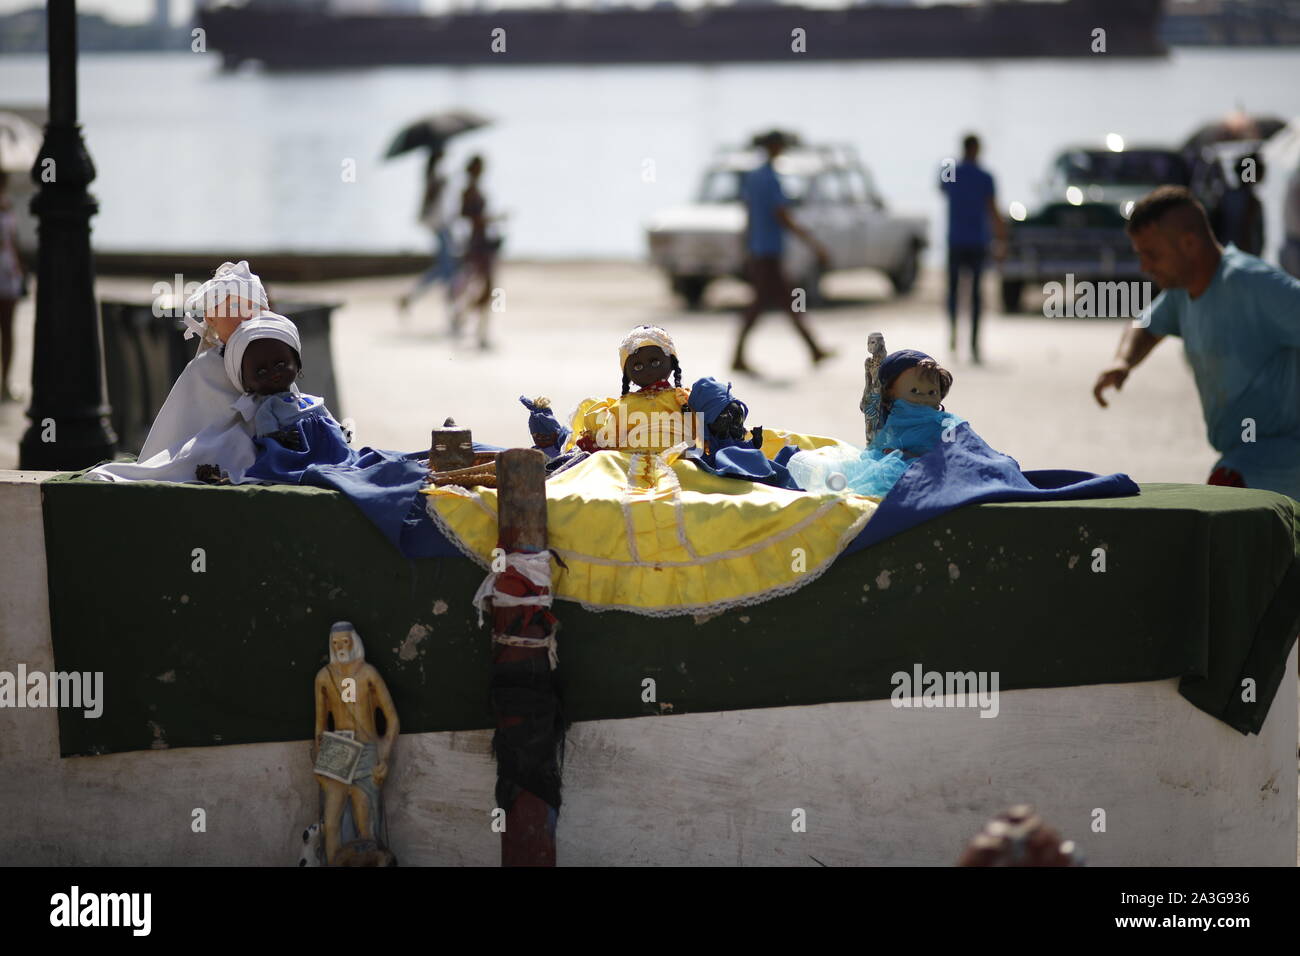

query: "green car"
xmin=999 ymin=145 xmax=1190 ymax=313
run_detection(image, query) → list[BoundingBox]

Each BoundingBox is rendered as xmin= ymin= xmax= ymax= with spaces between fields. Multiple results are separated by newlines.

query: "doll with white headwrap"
xmin=221 ymin=316 xmax=354 ymax=484
xmin=87 ymin=260 xmax=279 ymax=483
xmin=562 ymin=325 xmax=693 ymax=455
xmin=88 ymin=260 xmax=284 ymax=481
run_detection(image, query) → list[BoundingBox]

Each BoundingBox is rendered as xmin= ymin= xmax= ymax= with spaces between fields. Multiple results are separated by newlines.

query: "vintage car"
xmin=999 ymin=144 xmax=1190 ymax=312
xmin=645 ymin=142 xmax=928 ymax=309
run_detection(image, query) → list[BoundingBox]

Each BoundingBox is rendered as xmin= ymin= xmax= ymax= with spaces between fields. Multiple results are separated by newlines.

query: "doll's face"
xmin=241 ymin=339 xmax=300 ymax=395
xmin=625 ymin=346 xmax=671 ymax=387
xmin=888 ymin=366 xmax=943 ymax=408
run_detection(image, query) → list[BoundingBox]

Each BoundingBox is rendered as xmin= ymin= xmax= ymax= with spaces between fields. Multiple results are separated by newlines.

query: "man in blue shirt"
xmin=1093 ymin=186 xmax=1300 ymax=500
xmin=731 ymin=130 xmax=832 ymax=374
xmin=939 ymin=134 xmax=1005 ymax=363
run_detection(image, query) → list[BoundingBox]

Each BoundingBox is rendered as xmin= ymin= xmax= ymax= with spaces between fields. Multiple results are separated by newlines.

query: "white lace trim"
xmin=423 ymin=475 xmax=877 ymax=618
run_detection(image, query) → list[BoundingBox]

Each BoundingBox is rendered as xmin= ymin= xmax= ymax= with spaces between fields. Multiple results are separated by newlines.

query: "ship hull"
xmin=199 ymin=0 xmax=1166 ymax=71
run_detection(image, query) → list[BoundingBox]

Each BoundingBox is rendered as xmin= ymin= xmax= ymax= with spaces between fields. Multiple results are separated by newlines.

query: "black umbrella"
xmin=384 ymin=110 xmax=491 ymax=159
xmin=1182 ymin=113 xmax=1286 ymax=151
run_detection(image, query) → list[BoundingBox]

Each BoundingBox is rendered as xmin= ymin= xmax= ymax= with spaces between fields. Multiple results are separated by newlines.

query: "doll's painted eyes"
xmin=253 ymin=360 xmax=291 ymax=378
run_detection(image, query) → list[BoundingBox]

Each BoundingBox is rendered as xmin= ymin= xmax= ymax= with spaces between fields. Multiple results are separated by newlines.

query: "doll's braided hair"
xmin=621 ymin=355 xmax=683 ymax=395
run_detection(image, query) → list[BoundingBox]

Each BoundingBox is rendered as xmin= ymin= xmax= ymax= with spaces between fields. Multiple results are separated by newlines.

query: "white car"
xmin=646 ymin=143 xmax=927 ymax=309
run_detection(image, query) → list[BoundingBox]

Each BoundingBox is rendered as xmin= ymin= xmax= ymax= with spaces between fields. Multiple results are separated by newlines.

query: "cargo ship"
xmin=197 ymin=0 xmax=1167 ymax=71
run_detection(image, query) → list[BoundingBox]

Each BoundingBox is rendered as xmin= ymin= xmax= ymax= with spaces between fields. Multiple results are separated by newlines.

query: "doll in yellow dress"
xmin=424 ymin=325 xmax=880 ymax=616
xmin=567 ymin=325 xmax=698 ymax=458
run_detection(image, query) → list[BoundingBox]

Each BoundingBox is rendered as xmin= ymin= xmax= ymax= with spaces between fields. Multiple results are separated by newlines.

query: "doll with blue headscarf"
xmin=519 ymin=396 xmax=571 ymax=460
xmin=789 ymin=349 xmax=963 ymax=498
xmin=683 ymin=376 xmax=801 ymax=489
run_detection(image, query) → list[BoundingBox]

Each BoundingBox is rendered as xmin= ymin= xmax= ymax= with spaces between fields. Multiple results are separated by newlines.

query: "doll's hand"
xmin=270 ymin=428 xmax=304 ymax=451
xmin=195 ymin=464 xmax=230 ymax=484
xmin=373 ymin=761 xmax=388 ymax=788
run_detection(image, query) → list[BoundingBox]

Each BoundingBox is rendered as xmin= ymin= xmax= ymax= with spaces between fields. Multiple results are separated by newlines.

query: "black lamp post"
xmin=18 ymin=0 xmax=116 ymax=471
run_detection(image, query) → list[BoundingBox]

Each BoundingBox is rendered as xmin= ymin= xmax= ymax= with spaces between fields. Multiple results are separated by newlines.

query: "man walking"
xmin=731 ymin=130 xmax=833 ymax=374
xmin=939 ymin=134 xmax=1006 ymax=363
xmin=1093 ymin=186 xmax=1300 ymax=499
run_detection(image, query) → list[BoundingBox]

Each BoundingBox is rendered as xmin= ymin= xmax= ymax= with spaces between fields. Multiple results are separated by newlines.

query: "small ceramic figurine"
xmin=430 ymin=422 xmax=477 ymax=472
xmin=312 ymin=622 xmax=400 ymax=866
xmin=958 ymin=805 xmax=1085 ymax=867
xmin=860 ymin=331 xmax=887 ymax=446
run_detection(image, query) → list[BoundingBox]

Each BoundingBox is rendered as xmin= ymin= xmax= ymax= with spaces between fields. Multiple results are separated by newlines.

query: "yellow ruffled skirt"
xmin=423 ymin=429 xmax=878 ymax=616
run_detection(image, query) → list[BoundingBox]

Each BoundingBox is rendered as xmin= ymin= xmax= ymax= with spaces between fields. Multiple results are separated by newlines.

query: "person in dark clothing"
xmin=939 ymin=134 xmax=1006 ymax=364
xmin=449 ymin=154 xmax=502 ymax=349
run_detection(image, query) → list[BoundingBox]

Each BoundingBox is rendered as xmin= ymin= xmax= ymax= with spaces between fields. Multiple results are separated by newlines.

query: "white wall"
xmin=1 ymin=471 xmax=1293 ymax=865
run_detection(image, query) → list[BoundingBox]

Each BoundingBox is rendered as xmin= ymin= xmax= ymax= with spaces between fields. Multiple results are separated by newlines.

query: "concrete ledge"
xmin=1 ymin=474 xmax=1294 ymax=865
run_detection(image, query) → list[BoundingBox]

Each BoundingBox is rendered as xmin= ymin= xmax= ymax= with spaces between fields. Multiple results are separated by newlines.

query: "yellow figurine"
xmin=312 ymin=622 xmax=400 ymax=866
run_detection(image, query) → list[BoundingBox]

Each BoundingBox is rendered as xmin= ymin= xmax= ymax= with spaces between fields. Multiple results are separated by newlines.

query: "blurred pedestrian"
xmin=939 ymin=134 xmax=1006 ymax=364
xmin=448 ymin=154 xmax=502 ymax=349
xmin=398 ymin=148 xmax=457 ymax=319
xmin=0 ymin=170 xmax=29 ymax=402
xmin=731 ymin=130 xmax=833 ymax=375
xmin=1093 ymin=186 xmax=1300 ymax=498
xmin=1283 ymin=161 xmax=1300 ymax=280
xmin=1212 ymin=151 xmax=1265 ymax=256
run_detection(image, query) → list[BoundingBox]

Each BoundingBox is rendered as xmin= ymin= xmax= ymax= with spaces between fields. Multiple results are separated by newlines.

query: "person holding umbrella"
xmin=386 ymin=111 xmax=490 ymax=325
xmin=396 ymin=147 xmax=456 ymax=319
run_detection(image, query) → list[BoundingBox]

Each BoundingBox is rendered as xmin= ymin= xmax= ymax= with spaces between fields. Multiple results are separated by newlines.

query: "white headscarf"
xmin=617 ymin=325 xmax=677 ymax=368
xmin=329 ymin=622 xmax=366 ymax=663
xmin=183 ymin=260 xmax=270 ymax=347
xmin=223 ymin=314 xmax=302 ymax=392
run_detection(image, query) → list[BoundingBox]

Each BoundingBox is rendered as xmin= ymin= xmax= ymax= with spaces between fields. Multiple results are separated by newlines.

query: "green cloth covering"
xmin=39 ymin=476 xmax=1300 ymax=757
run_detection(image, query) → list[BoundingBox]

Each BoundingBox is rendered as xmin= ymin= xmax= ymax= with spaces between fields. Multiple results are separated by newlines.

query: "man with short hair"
xmin=1093 ymin=185 xmax=1300 ymax=499
xmin=939 ymin=134 xmax=1006 ymax=364
xmin=731 ymin=130 xmax=833 ymax=375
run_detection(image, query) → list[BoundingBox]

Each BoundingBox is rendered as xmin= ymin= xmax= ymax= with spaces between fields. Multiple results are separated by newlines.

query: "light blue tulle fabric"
xmin=788 ymin=400 xmax=965 ymax=498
